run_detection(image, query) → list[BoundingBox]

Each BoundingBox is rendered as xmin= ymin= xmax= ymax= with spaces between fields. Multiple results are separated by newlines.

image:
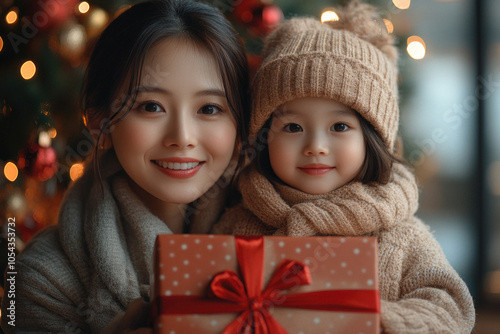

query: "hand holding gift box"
xmin=151 ymin=235 xmax=380 ymax=333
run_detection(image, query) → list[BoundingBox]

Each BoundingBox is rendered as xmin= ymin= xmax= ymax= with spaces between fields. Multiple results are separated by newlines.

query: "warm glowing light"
xmin=321 ymin=10 xmax=339 ymax=23
xmin=20 ymin=60 xmax=36 ymax=80
xmin=78 ymin=1 xmax=90 ymax=14
xmin=488 ymin=161 xmax=500 ymax=196
xmin=393 ymin=0 xmax=411 ymax=10
xmin=88 ymin=8 xmax=109 ymax=30
xmin=48 ymin=128 xmax=57 ymax=138
xmin=6 ymin=10 xmax=18 ymax=24
xmin=383 ymin=19 xmax=394 ymax=34
xmin=4 ymin=162 xmax=18 ymax=182
xmin=407 ymin=36 xmax=426 ymax=60
xmin=0 ymin=36 xmax=3 ymax=52
xmin=38 ymin=131 xmax=52 ymax=147
xmin=70 ymin=163 xmax=85 ymax=181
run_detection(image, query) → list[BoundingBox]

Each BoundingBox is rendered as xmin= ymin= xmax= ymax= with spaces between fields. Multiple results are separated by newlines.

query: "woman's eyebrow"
xmin=135 ymin=85 xmax=169 ymax=94
xmin=134 ymin=86 xmax=225 ymax=98
xmin=194 ymin=88 xmax=226 ymax=98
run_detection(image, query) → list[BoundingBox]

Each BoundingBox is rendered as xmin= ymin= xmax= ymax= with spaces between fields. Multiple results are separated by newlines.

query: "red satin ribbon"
xmin=155 ymin=236 xmax=379 ymax=333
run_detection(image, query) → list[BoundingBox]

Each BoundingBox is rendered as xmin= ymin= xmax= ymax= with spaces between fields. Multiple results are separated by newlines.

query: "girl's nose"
xmin=163 ymin=114 xmax=197 ymax=149
xmin=303 ymin=133 xmax=329 ymax=156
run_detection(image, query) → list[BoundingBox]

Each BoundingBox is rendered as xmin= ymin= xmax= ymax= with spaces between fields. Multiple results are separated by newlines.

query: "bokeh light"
xmin=393 ymin=0 xmax=411 ymax=10
xmin=20 ymin=61 xmax=36 ymax=80
xmin=4 ymin=162 xmax=19 ymax=182
xmin=407 ymin=36 xmax=426 ymax=60
xmin=321 ymin=10 xmax=339 ymax=23
xmin=78 ymin=1 xmax=90 ymax=14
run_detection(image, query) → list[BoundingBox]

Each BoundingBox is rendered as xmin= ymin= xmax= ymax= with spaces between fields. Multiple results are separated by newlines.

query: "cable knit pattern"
xmin=1 ymin=150 xmax=228 ymax=333
xmin=211 ymin=163 xmax=475 ymax=333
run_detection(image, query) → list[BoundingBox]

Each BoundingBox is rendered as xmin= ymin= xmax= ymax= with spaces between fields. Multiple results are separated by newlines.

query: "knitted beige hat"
xmin=251 ymin=1 xmax=399 ymax=150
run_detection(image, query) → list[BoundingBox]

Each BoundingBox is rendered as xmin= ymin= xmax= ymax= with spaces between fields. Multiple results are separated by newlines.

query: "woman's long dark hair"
xmin=82 ymin=0 xmax=250 ymax=182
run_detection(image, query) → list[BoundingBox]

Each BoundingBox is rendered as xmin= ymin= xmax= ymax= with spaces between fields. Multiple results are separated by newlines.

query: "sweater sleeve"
xmin=378 ymin=219 xmax=475 ymax=334
xmin=282 ymin=162 xmax=419 ymax=236
xmin=1 ymin=227 xmax=90 ymax=333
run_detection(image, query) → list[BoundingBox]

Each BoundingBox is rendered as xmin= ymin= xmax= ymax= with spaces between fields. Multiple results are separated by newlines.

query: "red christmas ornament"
xmin=232 ymin=0 xmax=261 ymax=24
xmin=28 ymin=0 xmax=79 ymax=32
xmin=18 ymin=142 xmax=58 ymax=181
xmin=248 ymin=4 xmax=283 ymax=36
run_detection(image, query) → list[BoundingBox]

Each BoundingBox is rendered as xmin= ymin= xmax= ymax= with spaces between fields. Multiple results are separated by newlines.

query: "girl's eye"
xmin=331 ymin=123 xmax=349 ymax=132
xmin=284 ymin=123 xmax=303 ymax=133
xmin=199 ymin=104 xmax=222 ymax=115
xmin=140 ymin=102 xmax=163 ymax=113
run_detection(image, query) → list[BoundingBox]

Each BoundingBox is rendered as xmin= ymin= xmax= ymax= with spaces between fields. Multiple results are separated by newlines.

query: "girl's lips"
xmin=298 ymin=164 xmax=334 ymax=176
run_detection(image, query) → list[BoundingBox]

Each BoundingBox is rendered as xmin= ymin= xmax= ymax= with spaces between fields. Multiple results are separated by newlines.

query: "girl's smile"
xmin=268 ymin=97 xmax=365 ymax=195
xmin=298 ymin=163 xmax=334 ymax=176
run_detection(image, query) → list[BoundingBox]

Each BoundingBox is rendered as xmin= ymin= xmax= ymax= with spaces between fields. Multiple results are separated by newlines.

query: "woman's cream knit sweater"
xmin=212 ymin=163 xmax=475 ymax=333
xmin=1 ymin=150 xmax=228 ymax=333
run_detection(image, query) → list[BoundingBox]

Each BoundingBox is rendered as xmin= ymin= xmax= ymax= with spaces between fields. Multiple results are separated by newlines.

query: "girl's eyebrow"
xmin=134 ymin=86 xmax=226 ymax=98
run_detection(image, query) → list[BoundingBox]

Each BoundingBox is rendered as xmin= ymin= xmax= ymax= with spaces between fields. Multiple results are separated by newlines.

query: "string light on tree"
xmin=0 ymin=36 xmax=4 ymax=52
xmin=20 ymin=61 xmax=36 ymax=80
xmin=70 ymin=163 xmax=85 ymax=181
xmin=321 ymin=10 xmax=339 ymax=23
xmin=86 ymin=7 xmax=109 ymax=38
xmin=4 ymin=162 xmax=19 ymax=182
xmin=48 ymin=128 xmax=57 ymax=139
xmin=5 ymin=9 xmax=18 ymax=24
xmin=407 ymin=35 xmax=426 ymax=60
xmin=78 ymin=1 xmax=90 ymax=14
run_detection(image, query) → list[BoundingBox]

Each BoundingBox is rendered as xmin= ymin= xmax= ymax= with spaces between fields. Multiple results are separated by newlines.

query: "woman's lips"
xmin=153 ymin=158 xmax=204 ymax=179
xmin=298 ymin=164 xmax=334 ymax=176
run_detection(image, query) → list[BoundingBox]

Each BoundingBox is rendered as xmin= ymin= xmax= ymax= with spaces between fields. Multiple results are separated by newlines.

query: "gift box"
xmin=151 ymin=234 xmax=379 ymax=334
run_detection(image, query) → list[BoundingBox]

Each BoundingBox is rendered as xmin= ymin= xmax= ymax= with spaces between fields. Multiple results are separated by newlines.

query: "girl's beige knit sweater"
xmin=212 ymin=163 xmax=475 ymax=333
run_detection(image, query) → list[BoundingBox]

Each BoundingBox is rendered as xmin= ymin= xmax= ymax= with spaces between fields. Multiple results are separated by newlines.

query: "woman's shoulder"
xmin=18 ymin=226 xmax=62 ymax=262
xmin=17 ymin=225 xmax=79 ymax=282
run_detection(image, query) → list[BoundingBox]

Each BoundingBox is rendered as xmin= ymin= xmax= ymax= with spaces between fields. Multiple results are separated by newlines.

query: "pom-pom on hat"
xmin=251 ymin=0 xmax=400 ymax=150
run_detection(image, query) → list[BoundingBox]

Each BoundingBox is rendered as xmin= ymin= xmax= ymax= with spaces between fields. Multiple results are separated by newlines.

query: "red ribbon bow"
xmin=155 ymin=236 xmax=379 ymax=333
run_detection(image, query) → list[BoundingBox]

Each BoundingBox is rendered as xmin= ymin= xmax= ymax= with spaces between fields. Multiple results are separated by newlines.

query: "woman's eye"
xmin=199 ymin=105 xmax=221 ymax=115
xmin=284 ymin=123 xmax=303 ymax=133
xmin=140 ymin=102 xmax=162 ymax=113
xmin=331 ymin=123 xmax=349 ymax=132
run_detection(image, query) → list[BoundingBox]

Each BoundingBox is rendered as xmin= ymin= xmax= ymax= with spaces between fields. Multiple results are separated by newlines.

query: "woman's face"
xmin=111 ymin=38 xmax=237 ymax=205
xmin=267 ymin=97 xmax=365 ymax=195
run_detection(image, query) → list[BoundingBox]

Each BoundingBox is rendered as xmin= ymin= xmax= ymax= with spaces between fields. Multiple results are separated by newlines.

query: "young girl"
xmin=212 ymin=1 xmax=475 ymax=333
xmin=1 ymin=0 xmax=249 ymax=332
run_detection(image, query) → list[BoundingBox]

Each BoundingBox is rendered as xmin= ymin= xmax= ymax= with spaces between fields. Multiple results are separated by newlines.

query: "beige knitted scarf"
xmin=235 ymin=162 xmax=419 ymax=236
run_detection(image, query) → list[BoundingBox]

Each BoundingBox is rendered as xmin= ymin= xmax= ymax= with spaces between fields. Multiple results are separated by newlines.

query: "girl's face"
xmin=268 ymin=97 xmax=365 ymax=195
xmin=111 ymin=38 xmax=237 ymax=205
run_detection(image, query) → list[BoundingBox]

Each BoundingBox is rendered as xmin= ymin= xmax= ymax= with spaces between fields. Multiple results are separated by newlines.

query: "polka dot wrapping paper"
xmin=151 ymin=234 xmax=380 ymax=334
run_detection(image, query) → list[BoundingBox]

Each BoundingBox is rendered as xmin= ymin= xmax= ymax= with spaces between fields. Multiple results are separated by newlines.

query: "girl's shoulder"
xmin=375 ymin=217 xmax=441 ymax=252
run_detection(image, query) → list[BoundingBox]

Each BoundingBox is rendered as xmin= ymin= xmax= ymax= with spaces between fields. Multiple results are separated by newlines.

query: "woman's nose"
xmin=163 ymin=114 xmax=197 ymax=149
